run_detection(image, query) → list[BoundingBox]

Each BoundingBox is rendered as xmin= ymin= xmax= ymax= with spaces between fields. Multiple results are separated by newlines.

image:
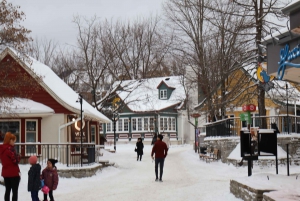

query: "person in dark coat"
xmin=151 ymin=134 xmax=168 ymax=182
xmin=42 ymin=159 xmax=59 ymax=201
xmin=28 ymin=155 xmax=41 ymax=201
xmin=0 ymin=132 xmax=21 ymax=201
xmin=136 ymin=138 xmax=144 ymax=161
xmin=151 ymin=133 xmax=157 ymax=145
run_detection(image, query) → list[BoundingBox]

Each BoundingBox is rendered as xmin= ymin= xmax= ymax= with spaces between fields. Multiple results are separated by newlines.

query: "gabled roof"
xmin=156 ymin=79 xmax=176 ymax=89
xmin=0 ymin=47 xmax=110 ymax=123
xmin=116 ymin=76 xmax=185 ymax=112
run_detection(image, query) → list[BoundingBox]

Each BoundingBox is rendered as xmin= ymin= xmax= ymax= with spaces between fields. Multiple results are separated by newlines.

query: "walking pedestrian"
xmin=28 ymin=156 xmax=41 ymax=201
xmin=42 ymin=159 xmax=59 ymax=201
xmin=136 ymin=138 xmax=144 ymax=161
xmin=0 ymin=132 xmax=21 ymax=201
xmin=162 ymin=134 xmax=171 ymax=150
xmin=151 ymin=133 xmax=157 ymax=145
xmin=151 ymin=134 xmax=168 ymax=182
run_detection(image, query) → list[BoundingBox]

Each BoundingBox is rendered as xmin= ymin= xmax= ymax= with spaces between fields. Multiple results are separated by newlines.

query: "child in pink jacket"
xmin=41 ymin=159 xmax=58 ymax=201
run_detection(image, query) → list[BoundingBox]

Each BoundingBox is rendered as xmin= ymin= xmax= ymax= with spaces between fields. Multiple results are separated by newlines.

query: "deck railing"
xmin=4 ymin=143 xmax=97 ymax=167
xmin=205 ymin=115 xmax=300 ymax=137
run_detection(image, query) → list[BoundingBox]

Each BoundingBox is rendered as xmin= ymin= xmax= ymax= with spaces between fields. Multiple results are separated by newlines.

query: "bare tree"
xmin=0 ymin=0 xmax=42 ymax=115
xmin=27 ymin=38 xmax=58 ymax=67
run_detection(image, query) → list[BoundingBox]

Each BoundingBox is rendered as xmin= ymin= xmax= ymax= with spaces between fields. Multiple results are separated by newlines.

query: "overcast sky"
xmin=9 ymin=0 xmax=165 ymax=47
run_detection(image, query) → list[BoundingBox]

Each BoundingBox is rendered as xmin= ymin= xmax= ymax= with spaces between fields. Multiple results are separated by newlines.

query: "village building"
xmin=0 ymin=47 xmax=110 ymax=161
xmin=101 ymin=76 xmax=199 ymax=144
xmin=263 ymin=0 xmax=300 ymax=84
xmin=195 ymin=67 xmax=300 ymax=136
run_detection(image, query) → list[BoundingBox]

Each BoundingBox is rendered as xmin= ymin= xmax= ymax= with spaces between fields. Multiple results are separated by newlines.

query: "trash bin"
xmin=87 ymin=147 xmax=95 ymax=163
xmin=200 ymin=147 xmax=207 ymax=154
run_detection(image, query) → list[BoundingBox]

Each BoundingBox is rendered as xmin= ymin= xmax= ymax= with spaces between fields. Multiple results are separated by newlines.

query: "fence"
xmin=7 ymin=143 xmax=97 ymax=167
xmin=205 ymin=115 xmax=300 ymax=137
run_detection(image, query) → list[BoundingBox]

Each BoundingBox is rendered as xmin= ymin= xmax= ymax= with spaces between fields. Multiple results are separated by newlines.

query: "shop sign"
xmin=278 ymin=44 xmax=300 ymax=80
xmin=71 ymin=120 xmax=87 ymax=143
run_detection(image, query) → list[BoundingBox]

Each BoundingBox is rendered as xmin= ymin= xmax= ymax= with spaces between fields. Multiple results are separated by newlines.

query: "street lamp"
xmin=112 ymin=112 xmax=119 ymax=151
xmin=76 ymin=94 xmax=83 ymax=167
xmin=191 ymin=113 xmax=201 ymax=153
xmin=286 ymin=83 xmax=289 ymax=134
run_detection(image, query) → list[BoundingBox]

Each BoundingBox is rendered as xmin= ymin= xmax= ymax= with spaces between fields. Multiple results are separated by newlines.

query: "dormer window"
xmin=160 ymin=89 xmax=167 ymax=99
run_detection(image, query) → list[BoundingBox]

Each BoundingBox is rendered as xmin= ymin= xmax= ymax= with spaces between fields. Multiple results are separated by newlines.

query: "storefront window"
xmin=132 ymin=119 xmax=137 ymax=131
xmin=118 ymin=119 xmax=123 ymax=131
xmin=138 ymin=118 xmax=142 ymax=131
xmin=124 ymin=119 xmax=129 ymax=131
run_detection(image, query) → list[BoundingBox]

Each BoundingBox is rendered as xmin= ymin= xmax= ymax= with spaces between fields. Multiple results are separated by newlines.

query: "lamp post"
xmin=286 ymin=83 xmax=289 ymax=134
xmin=191 ymin=113 xmax=201 ymax=153
xmin=112 ymin=112 xmax=119 ymax=151
xmin=76 ymin=94 xmax=83 ymax=167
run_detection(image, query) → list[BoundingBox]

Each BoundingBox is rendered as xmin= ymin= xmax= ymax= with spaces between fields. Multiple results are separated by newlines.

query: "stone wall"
xmin=57 ymin=164 xmax=103 ymax=178
xmin=230 ymin=180 xmax=274 ymax=201
xmin=204 ymin=135 xmax=300 ymax=165
xmin=204 ymin=137 xmax=240 ymax=163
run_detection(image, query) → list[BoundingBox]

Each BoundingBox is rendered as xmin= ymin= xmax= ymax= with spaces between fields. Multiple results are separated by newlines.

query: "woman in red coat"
xmin=0 ymin=132 xmax=21 ymax=201
xmin=42 ymin=159 xmax=59 ymax=201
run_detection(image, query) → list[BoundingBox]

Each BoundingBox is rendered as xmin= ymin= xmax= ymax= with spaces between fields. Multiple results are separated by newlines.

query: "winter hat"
xmin=29 ymin=156 xmax=37 ymax=164
xmin=48 ymin=159 xmax=58 ymax=167
xmin=157 ymin=134 xmax=163 ymax=140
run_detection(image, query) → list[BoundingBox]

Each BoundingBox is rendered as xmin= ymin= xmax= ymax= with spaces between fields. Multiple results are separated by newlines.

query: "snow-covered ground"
xmin=1 ymin=144 xmax=299 ymax=201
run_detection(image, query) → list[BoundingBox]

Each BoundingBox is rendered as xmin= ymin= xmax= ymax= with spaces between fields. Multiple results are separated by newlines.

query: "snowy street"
xmin=1 ymin=144 xmax=300 ymax=201
xmin=1 ymin=144 xmax=242 ymax=201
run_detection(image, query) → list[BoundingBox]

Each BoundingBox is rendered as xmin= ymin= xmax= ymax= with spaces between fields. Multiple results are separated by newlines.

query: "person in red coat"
xmin=0 ymin=132 xmax=21 ymax=201
xmin=151 ymin=134 xmax=168 ymax=182
xmin=41 ymin=159 xmax=59 ymax=201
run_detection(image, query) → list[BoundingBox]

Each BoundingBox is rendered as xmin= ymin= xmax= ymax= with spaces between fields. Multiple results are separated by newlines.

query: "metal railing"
xmin=205 ymin=115 xmax=300 ymax=137
xmin=5 ymin=143 xmax=97 ymax=167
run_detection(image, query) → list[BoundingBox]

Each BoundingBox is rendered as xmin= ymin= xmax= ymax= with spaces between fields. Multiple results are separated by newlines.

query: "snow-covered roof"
xmin=1 ymin=98 xmax=54 ymax=116
xmin=263 ymin=27 xmax=289 ymax=43
xmin=282 ymin=0 xmax=300 ymax=15
xmin=116 ymin=76 xmax=186 ymax=112
xmin=0 ymin=48 xmax=110 ymax=123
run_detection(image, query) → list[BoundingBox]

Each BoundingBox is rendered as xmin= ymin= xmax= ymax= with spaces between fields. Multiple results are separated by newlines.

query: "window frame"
xmin=160 ymin=89 xmax=167 ymax=99
xmin=25 ymin=120 xmax=38 ymax=155
xmin=91 ymin=125 xmax=96 ymax=143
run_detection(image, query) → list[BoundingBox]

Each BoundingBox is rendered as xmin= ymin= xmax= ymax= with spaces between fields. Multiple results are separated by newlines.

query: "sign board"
xmin=239 ymin=111 xmax=251 ymax=123
xmin=71 ymin=120 xmax=87 ymax=143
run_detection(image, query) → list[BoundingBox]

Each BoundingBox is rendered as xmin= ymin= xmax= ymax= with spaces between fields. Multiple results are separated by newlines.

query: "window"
xmin=164 ymin=118 xmax=167 ymax=130
xmin=107 ymin=122 xmax=111 ymax=132
xmin=144 ymin=118 xmax=149 ymax=131
xmin=26 ymin=120 xmax=37 ymax=154
xmin=159 ymin=117 xmax=176 ymax=131
xmin=118 ymin=119 xmax=123 ymax=131
xmin=124 ymin=119 xmax=129 ymax=131
xmin=138 ymin=118 xmax=142 ymax=131
xmin=171 ymin=118 xmax=176 ymax=130
xmin=150 ymin=118 xmax=154 ymax=131
xmin=160 ymin=89 xmax=167 ymax=99
xmin=0 ymin=121 xmax=20 ymax=152
xmin=132 ymin=119 xmax=137 ymax=131
xmin=91 ymin=125 xmax=96 ymax=143
xmin=160 ymin=118 xmax=164 ymax=130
